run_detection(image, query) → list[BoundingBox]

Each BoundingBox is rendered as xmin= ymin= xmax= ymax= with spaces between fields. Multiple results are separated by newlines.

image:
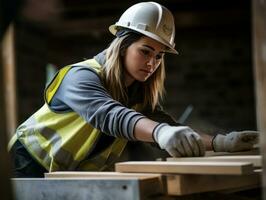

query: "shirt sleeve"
xmin=49 ymin=66 xmax=145 ymax=140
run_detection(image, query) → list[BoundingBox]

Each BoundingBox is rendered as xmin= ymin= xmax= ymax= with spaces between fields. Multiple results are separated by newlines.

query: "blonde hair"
xmin=101 ymin=34 xmax=166 ymax=111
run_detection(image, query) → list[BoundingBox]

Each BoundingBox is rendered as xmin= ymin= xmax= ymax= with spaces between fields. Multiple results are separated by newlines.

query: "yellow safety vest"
xmin=9 ymin=59 xmax=128 ymax=172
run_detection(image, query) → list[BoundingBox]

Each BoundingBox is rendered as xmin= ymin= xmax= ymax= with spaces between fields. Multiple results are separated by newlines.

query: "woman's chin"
xmin=136 ymin=76 xmax=149 ymax=82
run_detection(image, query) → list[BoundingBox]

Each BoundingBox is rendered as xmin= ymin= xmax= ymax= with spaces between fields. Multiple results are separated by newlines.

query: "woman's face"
xmin=123 ymin=36 xmax=165 ymax=86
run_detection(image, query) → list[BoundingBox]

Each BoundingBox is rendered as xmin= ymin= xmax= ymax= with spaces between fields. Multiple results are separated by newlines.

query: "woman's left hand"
xmin=212 ymin=131 xmax=259 ymax=152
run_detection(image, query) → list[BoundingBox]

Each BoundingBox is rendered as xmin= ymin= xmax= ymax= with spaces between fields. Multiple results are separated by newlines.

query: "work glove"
xmin=153 ymin=123 xmax=205 ymax=157
xmin=212 ymin=131 xmax=259 ymax=152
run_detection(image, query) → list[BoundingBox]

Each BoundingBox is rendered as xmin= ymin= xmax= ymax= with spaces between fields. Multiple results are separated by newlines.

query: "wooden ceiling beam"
xmin=43 ymin=8 xmax=249 ymax=37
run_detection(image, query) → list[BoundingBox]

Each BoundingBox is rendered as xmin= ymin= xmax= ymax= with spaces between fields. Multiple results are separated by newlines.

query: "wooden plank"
xmin=252 ymin=1 xmax=266 ymax=200
xmin=167 ymin=155 xmax=262 ymax=167
xmin=204 ymin=149 xmax=260 ymax=157
xmin=0 ymin=24 xmax=14 ymax=200
xmin=45 ymin=171 xmax=162 ymax=179
xmin=167 ymin=172 xmax=261 ymax=195
xmin=115 ymin=161 xmax=254 ymax=175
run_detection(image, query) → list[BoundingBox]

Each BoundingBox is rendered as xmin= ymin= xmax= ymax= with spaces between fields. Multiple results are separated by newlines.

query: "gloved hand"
xmin=153 ymin=123 xmax=205 ymax=157
xmin=212 ymin=131 xmax=259 ymax=152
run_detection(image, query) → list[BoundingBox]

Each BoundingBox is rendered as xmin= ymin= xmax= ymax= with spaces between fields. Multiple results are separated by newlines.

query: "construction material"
xmin=167 ymin=172 xmax=260 ymax=195
xmin=252 ymin=2 xmax=266 ymax=199
xmin=0 ymin=24 xmax=14 ymax=200
xmin=45 ymin=171 xmax=164 ymax=197
xmin=167 ymin=155 xmax=262 ymax=168
xmin=1 ymin=24 xmax=17 ymax=140
xmin=115 ymin=161 xmax=254 ymax=175
xmin=45 ymin=171 xmax=162 ymax=179
xmin=12 ymin=176 xmax=163 ymax=200
xmin=205 ymin=149 xmax=259 ymax=156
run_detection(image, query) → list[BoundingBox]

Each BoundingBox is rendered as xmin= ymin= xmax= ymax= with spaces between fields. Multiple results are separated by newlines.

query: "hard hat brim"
xmin=109 ymin=25 xmax=178 ymax=55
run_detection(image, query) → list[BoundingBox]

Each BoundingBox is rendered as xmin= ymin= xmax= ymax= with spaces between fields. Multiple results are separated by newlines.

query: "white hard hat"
xmin=109 ymin=2 xmax=178 ymax=54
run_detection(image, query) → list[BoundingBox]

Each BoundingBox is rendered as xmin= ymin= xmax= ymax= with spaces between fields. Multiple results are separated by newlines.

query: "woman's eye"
xmin=141 ymin=49 xmax=150 ymax=55
xmin=156 ymin=54 xmax=162 ymax=60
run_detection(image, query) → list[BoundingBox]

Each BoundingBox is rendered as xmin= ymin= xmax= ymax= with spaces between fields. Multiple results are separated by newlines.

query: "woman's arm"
xmin=50 ymin=66 xmax=145 ymax=140
xmin=199 ymin=133 xmax=213 ymax=150
xmin=134 ymin=118 xmax=158 ymax=142
xmin=133 ymin=117 xmax=214 ymax=150
xmin=139 ymin=105 xmax=214 ymax=150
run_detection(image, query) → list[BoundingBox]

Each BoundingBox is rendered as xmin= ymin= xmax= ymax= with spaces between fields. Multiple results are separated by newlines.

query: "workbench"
xmin=12 ymin=151 xmax=261 ymax=200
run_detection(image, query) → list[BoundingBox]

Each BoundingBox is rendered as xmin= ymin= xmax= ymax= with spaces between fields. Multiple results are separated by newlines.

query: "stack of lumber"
xmin=115 ymin=151 xmax=261 ymax=195
xmin=45 ymin=151 xmax=261 ymax=196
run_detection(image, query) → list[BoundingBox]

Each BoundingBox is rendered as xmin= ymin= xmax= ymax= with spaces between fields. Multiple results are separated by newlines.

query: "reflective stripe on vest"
xmin=13 ymin=59 xmax=127 ymax=172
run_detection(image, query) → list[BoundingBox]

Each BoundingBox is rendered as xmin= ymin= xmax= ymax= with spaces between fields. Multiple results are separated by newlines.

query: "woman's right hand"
xmin=153 ymin=124 xmax=205 ymax=157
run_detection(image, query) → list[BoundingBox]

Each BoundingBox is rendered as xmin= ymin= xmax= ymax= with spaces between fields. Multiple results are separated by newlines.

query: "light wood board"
xmin=115 ymin=161 xmax=254 ymax=175
xmin=204 ymin=149 xmax=259 ymax=156
xmin=45 ymin=171 xmax=161 ymax=179
xmin=167 ymin=172 xmax=261 ymax=195
xmin=167 ymin=155 xmax=262 ymax=167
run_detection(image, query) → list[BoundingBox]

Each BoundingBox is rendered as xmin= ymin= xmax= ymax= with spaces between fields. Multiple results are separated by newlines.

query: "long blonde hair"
xmin=101 ymin=33 xmax=166 ymax=111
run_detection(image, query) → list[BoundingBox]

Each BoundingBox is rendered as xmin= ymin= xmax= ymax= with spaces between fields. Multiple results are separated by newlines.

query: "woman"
xmin=9 ymin=2 xmax=258 ymax=177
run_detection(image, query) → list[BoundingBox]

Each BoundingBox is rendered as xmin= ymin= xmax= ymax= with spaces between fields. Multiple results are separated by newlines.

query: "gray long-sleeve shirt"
xmin=49 ymin=55 xmax=145 ymax=140
xmin=48 ymin=51 xmax=178 ymax=156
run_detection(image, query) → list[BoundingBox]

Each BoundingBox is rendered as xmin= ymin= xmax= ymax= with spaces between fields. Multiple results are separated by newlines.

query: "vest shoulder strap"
xmin=45 ymin=59 xmax=102 ymax=103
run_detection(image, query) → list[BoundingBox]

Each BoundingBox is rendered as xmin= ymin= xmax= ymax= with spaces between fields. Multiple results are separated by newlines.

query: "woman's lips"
xmin=140 ymin=69 xmax=151 ymax=75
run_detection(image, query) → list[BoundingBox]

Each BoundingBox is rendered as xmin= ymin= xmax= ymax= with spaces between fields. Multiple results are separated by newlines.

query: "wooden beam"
xmin=115 ymin=161 xmax=254 ymax=175
xmin=167 ymin=172 xmax=260 ymax=195
xmin=1 ymin=24 xmax=17 ymax=140
xmin=252 ymin=1 xmax=266 ymax=200
xmin=167 ymin=155 xmax=262 ymax=168
xmin=45 ymin=171 xmax=162 ymax=179
xmin=44 ymin=8 xmax=248 ymax=37
xmin=0 ymin=25 xmax=14 ymax=200
xmin=204 ymin=149 xmax=260 ymax=156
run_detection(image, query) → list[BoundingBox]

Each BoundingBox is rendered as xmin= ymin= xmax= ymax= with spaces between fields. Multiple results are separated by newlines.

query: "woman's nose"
xmin=147 ymin=57 xmax=156 ymax=69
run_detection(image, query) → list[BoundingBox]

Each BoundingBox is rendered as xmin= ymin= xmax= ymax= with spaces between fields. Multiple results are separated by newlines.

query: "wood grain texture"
xmin=45 ymin=171 xmax=162 ymax=179
xmin=252 ymin=1 xmax=266 ymax=199
xmin=167 ymin=172 xmax=261 ymax=195
xmin=115 ymin=161 xmax=254 ymax=175
xmin=1 ymin=24 xmax=17 ymax=140
xmin=204 ymin=149 xmax=260 ymax=157
xmin=0 ymin=24 xmax=15 ymax=200
xmin=167 ymin=155 xmax=262 ymax=167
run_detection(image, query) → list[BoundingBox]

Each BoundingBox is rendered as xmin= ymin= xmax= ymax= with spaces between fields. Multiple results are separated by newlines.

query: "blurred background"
xmin=0 ymin=0 xmax=258 ymax=199
xmin=2 ymin=0 xmax=255 ymax=139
